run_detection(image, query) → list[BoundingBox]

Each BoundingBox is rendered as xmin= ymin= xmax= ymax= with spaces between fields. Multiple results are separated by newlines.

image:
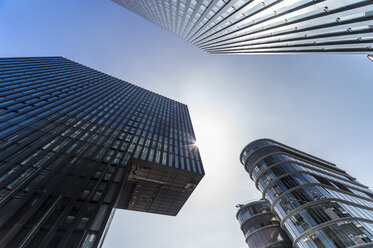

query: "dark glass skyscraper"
xmin=113 ymin=0 xmax=373 ymax=54
xmin=0 ymin=57 xmax=204 ymax=248
xmin=240 ymin=139 xmax=373 ymax=248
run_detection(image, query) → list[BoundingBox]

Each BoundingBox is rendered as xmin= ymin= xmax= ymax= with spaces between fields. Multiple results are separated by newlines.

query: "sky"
xmin=1 ymin=0 xmax=373 ymax=247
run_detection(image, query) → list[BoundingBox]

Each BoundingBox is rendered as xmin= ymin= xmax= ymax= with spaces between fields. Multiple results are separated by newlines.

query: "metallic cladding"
xmin=113 ymin=0 xmax=373 ymax=54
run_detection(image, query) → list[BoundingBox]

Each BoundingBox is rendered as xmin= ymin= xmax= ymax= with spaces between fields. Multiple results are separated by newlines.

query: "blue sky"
xmin=2 ymin=0 xmax=373 ymax=247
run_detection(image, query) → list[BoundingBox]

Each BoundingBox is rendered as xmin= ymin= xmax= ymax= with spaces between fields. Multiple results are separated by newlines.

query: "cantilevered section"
xmin=239 ymin=139 xmax=373 ymax=248
xmin=113 ymin=0 xmax=373 ymax=54
xmin=117 ymin=159 xmax=203 ymax=216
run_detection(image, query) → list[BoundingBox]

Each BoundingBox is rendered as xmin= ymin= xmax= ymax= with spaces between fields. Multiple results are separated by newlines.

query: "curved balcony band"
xmin=261 ymin=171 xmax=373 ymax=203
xmin=271 ymin=184 xmax=373 ymax=219
xmin=240 ymin=139 xmax=337 ymax=171
xmin=293 ymin=218 xmax=373 ymax=248
xmin=242 ymin=142 xmax=361 ymax=186
xmin=281 ymin=200 xmax=373 ymax=239
xmin=236 ymin=199 xmax=292 ymax=248
xmin=250 ymin=155 xmax=361 ymax=188
xmin=253 ymin=158 xmax=368 ymax=191
xmin=240 ymin=139 xmax=373 ymax=248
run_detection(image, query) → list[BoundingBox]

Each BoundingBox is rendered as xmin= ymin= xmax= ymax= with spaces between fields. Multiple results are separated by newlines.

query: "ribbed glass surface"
xmin=113 ymin=0 xmax=373 ymax=54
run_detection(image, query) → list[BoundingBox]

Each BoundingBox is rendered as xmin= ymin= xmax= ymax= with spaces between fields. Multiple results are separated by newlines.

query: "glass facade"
xmin=240 ymin=139 xmax=373 ymax=248
xmin=113 ymin=0 xmax=373 ymax=54
xmin=236 ymin=199 xmax=292 ymax=248
xmin=0 ymin=57 xmax=204 ymax=248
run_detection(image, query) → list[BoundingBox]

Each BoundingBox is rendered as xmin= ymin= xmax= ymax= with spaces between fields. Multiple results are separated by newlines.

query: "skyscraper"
xmin=239 ymin=138 xmax=373 ymax=248
xmin=236 ymin=199 xmax=292 ymax=248
xmin=113 ymin=0 xmax=373 ymax=54
xmin=0 ymin=56 xmax=204 ymax=248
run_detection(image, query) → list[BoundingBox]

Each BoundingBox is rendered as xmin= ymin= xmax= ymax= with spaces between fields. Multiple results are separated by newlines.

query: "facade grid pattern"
xmin=0 ymin=57 xmax=204 ymax=248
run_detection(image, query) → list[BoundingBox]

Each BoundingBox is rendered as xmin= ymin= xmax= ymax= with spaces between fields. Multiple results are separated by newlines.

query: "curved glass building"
xmin=240 ymin=139 xmax=373 ymax=248
xmin=236 ymin=199 xmax=292 ymax=248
